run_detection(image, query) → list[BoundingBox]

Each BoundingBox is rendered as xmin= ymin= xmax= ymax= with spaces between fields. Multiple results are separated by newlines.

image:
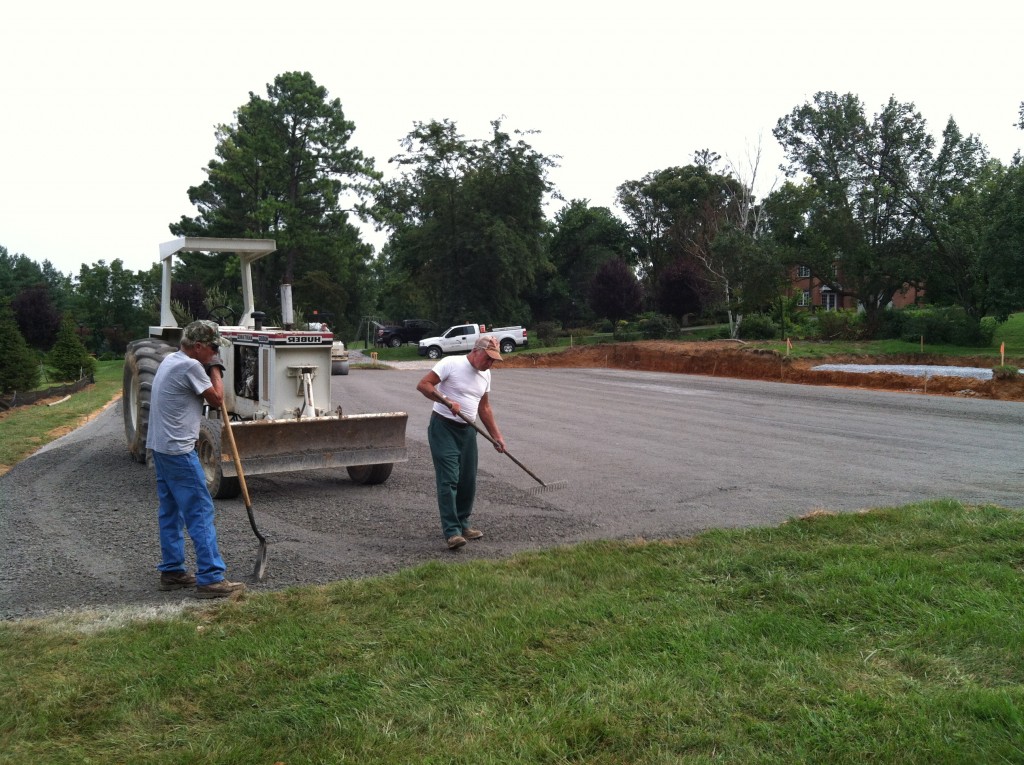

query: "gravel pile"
xmin=811 ymin=364 xmax=993 ymax=381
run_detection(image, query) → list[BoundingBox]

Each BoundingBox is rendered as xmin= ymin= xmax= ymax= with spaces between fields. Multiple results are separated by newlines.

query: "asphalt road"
xmin=2 ymin=366 xmax=1022 ymax=621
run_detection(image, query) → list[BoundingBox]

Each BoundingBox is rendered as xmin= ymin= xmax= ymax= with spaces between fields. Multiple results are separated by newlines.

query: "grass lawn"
xmin=0 ymin=360 xmax=123 ymax=474
xmin=1 ymin=501 xmax=1022 ymax=763
xmin=356 ymin=312 xmax=1024 ymax=364
xmin=3 ymin=328 xmax=1024 ymax=761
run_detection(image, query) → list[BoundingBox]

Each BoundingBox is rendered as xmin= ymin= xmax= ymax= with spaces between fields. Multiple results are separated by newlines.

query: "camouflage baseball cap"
xmin=473 ymin=335 xmax=503 ymax=361
xmin=183 ymin=319 xmax=230 ymax=347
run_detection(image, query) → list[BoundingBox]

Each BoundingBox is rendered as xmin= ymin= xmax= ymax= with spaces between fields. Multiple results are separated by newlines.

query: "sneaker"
xmin=194 ymin=579 xmax=246 ymax=599
xmin=159 ymin=571 xmax=196 ymax=591
xmin=463 ymin=528 xmax=483 ymax=540
xmin=447 ymin=535 xmax=467 ymax=550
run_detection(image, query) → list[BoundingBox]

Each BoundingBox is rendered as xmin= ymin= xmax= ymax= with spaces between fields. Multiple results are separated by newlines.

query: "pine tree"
xmin=0 ymin=300 xmax=41 ymax=394
xmin=47 ymin=314 xmax=96 ymax=382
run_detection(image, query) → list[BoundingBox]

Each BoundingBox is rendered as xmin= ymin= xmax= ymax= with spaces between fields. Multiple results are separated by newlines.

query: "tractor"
xmin=122 ymin=237 xmax=407 ymax=498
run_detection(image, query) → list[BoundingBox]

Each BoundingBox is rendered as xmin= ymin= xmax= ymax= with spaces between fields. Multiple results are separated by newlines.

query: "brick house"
xmin=788 ymin=265 xmax=922 ymax=311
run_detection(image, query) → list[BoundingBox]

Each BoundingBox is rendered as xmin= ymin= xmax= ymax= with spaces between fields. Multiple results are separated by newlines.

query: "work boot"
xmin=194 ymin=579 xmax=246 ymax=599
xmin=447 ymin=535 xmax=467 ymax=550
xmin=159 ymin=571 xmax=196 ymax=591
xmin=463 ymin=528 xmax=483 ymax=540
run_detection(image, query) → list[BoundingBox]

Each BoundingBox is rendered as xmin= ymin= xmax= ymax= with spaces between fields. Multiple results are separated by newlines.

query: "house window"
xmin=798 ymin=290 xmax=810 ymax=307
xmin=797 ymin=265 xmax=811 ymax=278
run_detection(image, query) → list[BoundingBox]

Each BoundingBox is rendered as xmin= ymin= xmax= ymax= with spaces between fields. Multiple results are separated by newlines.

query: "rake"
xmin=454 ymin=410 xmax=568 ymax=494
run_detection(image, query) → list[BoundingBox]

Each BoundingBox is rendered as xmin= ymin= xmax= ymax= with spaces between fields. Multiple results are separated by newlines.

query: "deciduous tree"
xmin=545 ymin=200 xmax=631 ymax=324
xmin=772 ymin=92 xmax=985 ymax=330
xmin=589 ymin=259 xmax=642 ymax=322
xmin=376 ymin=118 xmax=556 ymax=326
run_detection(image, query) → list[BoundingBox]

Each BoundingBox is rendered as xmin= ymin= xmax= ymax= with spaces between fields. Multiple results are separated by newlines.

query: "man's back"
xmin=147 ymin=351 xmax=209 ymax=455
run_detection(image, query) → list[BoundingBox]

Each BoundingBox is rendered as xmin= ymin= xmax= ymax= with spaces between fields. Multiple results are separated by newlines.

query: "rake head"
xmin=527 ymin=480 xmax=569 ymax=495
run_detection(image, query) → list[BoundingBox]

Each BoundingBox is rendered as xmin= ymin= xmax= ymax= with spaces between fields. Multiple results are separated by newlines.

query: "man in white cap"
xmin=416 ymin=335 xmax=507 ymax=549
xmin=147 ymin=320 xmax=246 ymax=598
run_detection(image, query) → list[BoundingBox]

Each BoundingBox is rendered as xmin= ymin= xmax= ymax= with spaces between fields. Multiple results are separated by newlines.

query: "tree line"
xmin=2 ymin=72 xmax=1023 ymax=373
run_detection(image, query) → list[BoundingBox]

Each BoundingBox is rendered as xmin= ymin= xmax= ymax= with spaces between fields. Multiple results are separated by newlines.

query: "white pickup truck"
xmin=417 ymin=323 xmax=529 ymax=360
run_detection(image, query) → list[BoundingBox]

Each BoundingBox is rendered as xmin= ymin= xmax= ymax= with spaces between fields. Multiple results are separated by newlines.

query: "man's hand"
xmin=204 ymin=352 xmax=226 ymax=378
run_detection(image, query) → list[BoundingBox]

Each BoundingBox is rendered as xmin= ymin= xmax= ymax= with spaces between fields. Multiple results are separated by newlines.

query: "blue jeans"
xmin=152 ymin=450 xmax=227 ymax=586
xmin=427 ymin=414 xmax=478 ymax=539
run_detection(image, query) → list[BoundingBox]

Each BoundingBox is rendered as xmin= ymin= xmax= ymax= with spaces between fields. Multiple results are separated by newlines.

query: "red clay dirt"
xmin=500 ymin=340 xmax=1024 ymax=402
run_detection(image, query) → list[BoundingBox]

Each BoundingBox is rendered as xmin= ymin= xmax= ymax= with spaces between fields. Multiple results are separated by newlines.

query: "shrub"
xmin=637 ymin=312 xmax=678 ymax=340
xmin=816 ymin=310 xmax=865 ymax=340
xmin=737 ymin=313 xmax=779 ymax=340
xmin=884 ymin=306 xmax=995 ymax=347
xmin=534 ymin=321 xmax=561 ymax=347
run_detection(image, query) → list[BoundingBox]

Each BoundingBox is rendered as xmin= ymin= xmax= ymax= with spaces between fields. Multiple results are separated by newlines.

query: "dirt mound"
xmin=502 ymin=341 xmax=1024 ymax=401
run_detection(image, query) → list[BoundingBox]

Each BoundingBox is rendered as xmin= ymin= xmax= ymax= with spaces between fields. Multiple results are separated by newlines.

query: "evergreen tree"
xmin=0 ymin=300 xmax=40 ymax=394
xmin=47 ymin=314 xmax=95 ymax=382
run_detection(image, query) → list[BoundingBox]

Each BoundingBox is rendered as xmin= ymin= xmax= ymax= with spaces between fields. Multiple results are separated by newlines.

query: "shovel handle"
xmin=221 ymin=413 xmax=262 ymax=532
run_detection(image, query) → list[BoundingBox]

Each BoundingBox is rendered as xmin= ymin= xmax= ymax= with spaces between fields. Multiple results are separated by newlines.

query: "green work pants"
xmin=427 ymin=413 xmax=478 ymax=539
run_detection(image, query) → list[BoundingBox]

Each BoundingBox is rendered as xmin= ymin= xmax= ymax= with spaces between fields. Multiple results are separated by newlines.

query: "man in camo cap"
xmin=146 ymin=320 xmax=245 ymax=598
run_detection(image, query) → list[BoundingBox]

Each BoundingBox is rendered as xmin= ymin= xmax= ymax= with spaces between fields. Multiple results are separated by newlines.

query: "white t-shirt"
xmin=431 ymin=355 xmax=491 ymax=423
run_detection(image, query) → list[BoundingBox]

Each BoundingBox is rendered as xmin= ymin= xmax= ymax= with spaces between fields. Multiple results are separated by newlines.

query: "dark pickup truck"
xmin=375 ymin=319 xmax=437 ymax=348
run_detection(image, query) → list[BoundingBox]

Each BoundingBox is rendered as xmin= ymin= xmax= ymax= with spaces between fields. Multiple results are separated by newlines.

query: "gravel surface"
xmin=3 ymin=364 xmax=1022 ymax=623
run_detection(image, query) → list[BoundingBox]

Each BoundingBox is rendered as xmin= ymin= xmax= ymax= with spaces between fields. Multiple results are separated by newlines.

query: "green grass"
xmin=2 ymin=501 xmax=1023 ymax=763
xmin=0 ymin=360 xmax=123 ymax=473
xmin=352 ymin=313 xmax=1024 ymax=364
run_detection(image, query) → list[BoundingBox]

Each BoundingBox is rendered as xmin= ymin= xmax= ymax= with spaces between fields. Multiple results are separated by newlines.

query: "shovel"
xmin=453 ymin=409 xmax=567 ymax=494
xmin=220 ymin=409 xmax=269 ymax=581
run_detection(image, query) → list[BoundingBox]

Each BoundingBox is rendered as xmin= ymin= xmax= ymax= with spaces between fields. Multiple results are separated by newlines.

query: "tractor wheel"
xmin=123 ymin=339 xmax=176 ymax=463
xmin=197 ymin=417 xmax=241 ymax=499
xmin=347 ymin=463 xmax=394 ymax=485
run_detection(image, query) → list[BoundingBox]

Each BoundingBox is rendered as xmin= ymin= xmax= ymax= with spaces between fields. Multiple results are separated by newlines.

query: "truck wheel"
xmin=197 ymin=417 xmax=241 ymax=499
xmin=123 ymin=339 xmax=176 ymax=463
xmin=426 ymin=346 xmax=443 ymax=360
xmin=347 ymin=463 xmax=394 ymax=485
xmin=500 ymin=339 xmax=515 ymax=354
xmin=388 ymin=336 xmax=403 ymax=348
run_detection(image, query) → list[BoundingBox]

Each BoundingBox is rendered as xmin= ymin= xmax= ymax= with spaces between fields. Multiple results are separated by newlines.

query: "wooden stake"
xmin=1001 ymin=342 xmax=1005 ymax=366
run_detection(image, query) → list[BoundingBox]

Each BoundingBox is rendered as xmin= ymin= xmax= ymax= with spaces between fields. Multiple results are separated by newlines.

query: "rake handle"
xmin=453 ymin=409 xmax=549 ymax=487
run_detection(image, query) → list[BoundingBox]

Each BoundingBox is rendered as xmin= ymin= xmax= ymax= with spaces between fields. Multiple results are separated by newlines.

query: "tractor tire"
xmin=123 ymin=339 xmax=176 ymax=464
xmin=197 ymin=417 xmax=241 ymax=499
xmin=347 ymin=463 xmax=394 ymax=485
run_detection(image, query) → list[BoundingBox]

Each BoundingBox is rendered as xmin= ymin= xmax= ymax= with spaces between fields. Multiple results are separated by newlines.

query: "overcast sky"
xmin=2 ymin=0 xmax=1020 ymax=276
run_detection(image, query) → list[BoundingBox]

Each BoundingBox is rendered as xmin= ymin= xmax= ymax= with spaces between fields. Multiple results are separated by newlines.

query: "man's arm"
xmin=416 ymin=371 xmax=461 ymax=416
xmin=201 ymin=367 xmax=224 ymax=409
xmin=476 ymin=392 xmax=505 ymax=453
